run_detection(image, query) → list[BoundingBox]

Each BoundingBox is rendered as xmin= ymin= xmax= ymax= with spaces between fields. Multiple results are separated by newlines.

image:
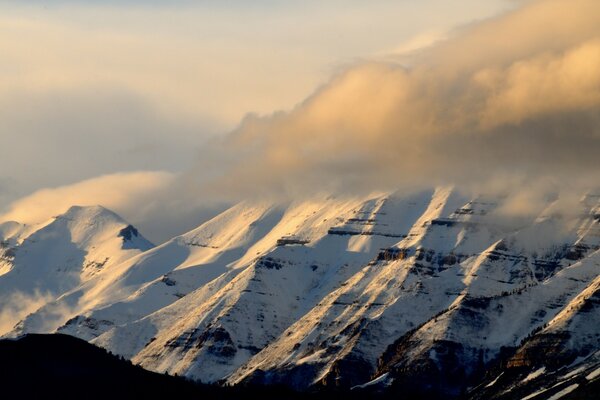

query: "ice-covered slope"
xmin=0 ymin=206 xmax=153 ymax=335
xmin=7 ymin=190 xmax=600 ymax=398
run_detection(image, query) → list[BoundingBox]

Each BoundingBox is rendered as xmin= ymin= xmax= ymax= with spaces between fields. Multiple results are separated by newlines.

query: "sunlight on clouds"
xmin=386 ymin=30 xmax=448 ymax=56
xmin=0 ymin=1 xmax=514 ymax=127
xmin=1 ymin=0 xmax=598 ymax=240
xmin=0 ymin=172 xmax=174 ymax=226
xmin=191 ymin=0 xmax=600 ymax=200
xmin=477 ymin=39 xmax=600 ymax=128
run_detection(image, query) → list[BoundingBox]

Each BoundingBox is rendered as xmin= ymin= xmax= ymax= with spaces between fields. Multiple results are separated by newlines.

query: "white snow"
xmin=522 ymin=367 xmax=546 ymax=383
xmin=351 ymin=372 xmax=390 ymax=389
xmin=485 ymin=372 xmax=503 ymax=388
xmin=561 ymin=366 xmax=586 ymax=379
xmin=522 ymin=387 xmax=551 ymax=400
xmin=586 ymin=367 xmax=600 ymax=381
xmin=4 ymin=188 xmax=600 ymax=390
xmin=546 ymin=384 xmax=579 ymax=400
xmin=0 ymin=205 xmax=153 ymax=335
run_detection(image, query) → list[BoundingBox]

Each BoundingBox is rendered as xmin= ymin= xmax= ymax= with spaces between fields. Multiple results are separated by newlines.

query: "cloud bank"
xmin=190 ymin=0 xmax=600 ymax=201
xmin=0 ymin=0 xmax=511 ymax=225
xmin=2 ymin=0 xmax=599 ymax=242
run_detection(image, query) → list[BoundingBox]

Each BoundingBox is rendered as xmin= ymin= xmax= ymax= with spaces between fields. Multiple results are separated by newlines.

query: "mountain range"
xmin=1 ymin=187 xmax=599 ymax=399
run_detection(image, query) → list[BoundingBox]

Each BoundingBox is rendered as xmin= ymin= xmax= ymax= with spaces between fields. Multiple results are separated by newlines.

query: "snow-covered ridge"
xmin=4 ymin=189 xmax=600 ymax=398
xmin=0 ymin=205 xmax=153 ymax=335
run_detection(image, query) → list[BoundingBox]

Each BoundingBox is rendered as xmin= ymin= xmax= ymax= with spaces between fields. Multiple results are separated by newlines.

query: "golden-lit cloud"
xmin=476 ymin=39 xmax=600 ymax=128
xmin=1 ymin=0 xmax=598 ymax=241
xmin=190 ymin=0 xmax=600 ymax=200
xmin=0 ymin=1 xmax=505 ymax=127
xmin=0 ymin=172 xmax=173 ymax=226
xmin=0 ymin=1 xmax=513 ymax=229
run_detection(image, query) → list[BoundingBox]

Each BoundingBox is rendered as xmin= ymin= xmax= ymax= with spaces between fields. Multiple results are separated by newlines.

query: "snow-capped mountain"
xmin=4 ymin=190 xmax=600 ymax=398
xmin=0 ymin=205 xmax=153 ymax=334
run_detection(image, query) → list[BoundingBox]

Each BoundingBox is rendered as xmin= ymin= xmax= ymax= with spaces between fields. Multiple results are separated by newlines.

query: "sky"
xmin=2 ymin=0 xmax=599 ymax=242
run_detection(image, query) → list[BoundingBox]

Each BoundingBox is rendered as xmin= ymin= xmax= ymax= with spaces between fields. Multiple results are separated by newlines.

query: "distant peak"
xmin=65 ymin=204 xmax=109 ymax=214
xmin=60 ymin=205 xmax=124 ymax=222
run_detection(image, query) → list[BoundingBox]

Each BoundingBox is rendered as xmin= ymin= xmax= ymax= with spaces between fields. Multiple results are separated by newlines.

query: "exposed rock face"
xmin=5 ymin=190 xmax=600 ymax=398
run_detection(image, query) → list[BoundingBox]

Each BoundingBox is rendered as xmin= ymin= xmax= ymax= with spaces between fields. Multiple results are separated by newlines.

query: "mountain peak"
xmin=60 ymin=205 xmax=125 ymax=224
xmin=52 ymin=205 xmax=154 ymax=251
xmin=0 ymin=204 xmax=155 ymax=335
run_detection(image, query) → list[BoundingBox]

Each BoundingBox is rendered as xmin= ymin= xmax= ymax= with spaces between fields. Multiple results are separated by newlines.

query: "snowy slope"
xmin=0 ymin=206 xmax=153 ymax=335
xmin=51 ymin=189 xmax=468 ymax=384
xmin=14 ymin=201 xmax=280 ymax=337
xmin=467 ymin=348 xmax=600 ymax=399
xmin=126 ymin=190 xmax=452 ymax=382
xmin=224 ymin=193 xmax=600 ymax=390
xmin=470 ymin=318 xmax=600 ymax=400
xmin=6 ymin=189 xmax=600 ymax=398
xmin=0 ymin=221 xmax=25 ymax=276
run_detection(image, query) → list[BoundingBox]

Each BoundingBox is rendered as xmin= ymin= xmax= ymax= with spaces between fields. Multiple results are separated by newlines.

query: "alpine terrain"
xmin=2 ymin=188 xmax=599 ymax=399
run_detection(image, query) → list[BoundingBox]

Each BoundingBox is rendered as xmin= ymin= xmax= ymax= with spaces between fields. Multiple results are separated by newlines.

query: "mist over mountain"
xmin=1 ymin=0 xmax=599 ymax=242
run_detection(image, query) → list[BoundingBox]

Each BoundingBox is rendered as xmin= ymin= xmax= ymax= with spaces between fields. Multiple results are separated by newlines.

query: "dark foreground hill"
xmin=0 ymin=334 xmax=208 ymax=398
xmin=1 ymin=334 xmax=598 ymax=400
xmin=0 ymin=334 xmax=328 ymax=400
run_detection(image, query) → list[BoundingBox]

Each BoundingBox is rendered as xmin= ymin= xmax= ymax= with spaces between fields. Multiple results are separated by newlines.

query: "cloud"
xmin=0 ymin=172 xmax=228 ymax=243
xmin=0 ymin=84 xmax=221 ymax=222
xmin=0 ymin=290 xmax=53 ymax=334
xmin=186 ymin=0 xmax=600 ymax=202
xmin=2 ymin=0 xmax=598 ymax=243
xmin=387 ymin=30 xmax=448 ymax=56
xmin=476 ymin=39 xmax=600 ymax=128
xmin=0 ymin=172 xmax=173 ymax=227
xmin=0 ymin=1 xmax=510 ymax=209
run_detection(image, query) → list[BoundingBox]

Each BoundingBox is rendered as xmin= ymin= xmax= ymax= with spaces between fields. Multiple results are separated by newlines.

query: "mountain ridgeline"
xmin=1 ymin=188 xmax=599 ymax=399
